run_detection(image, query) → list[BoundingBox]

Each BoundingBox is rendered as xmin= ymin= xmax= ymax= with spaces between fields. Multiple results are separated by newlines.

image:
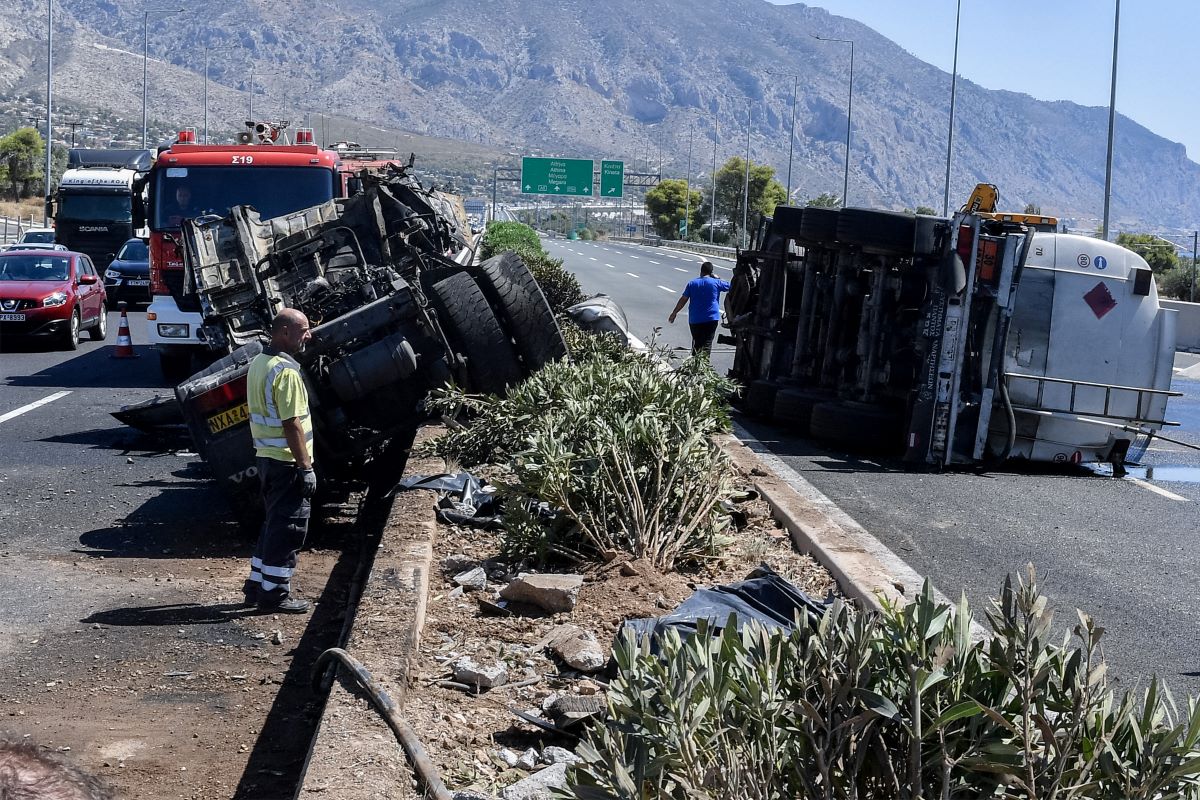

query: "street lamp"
xmin=142 ymin=6 xmax=184 ymax=149
xmin=742 ymin=101 xmax=752 ymax=249
xmin=203 ymin=44 xmax=239 ymax=144
xmin=812 ymin=34 xmax=855 ymax=207
xmin=44 ymin=0 xmax=52 ymax=226
xmin=683 ymin=120 xmax=694 ymax=240
xmin=943 ymin=0 xmax=962 ymax=216
xmin=709 ymin=124 xmax=718 ymax=244
xmin=1101 ymin=0 xmax=1121 ymax=240
xmin=767 ymin=69 xmax=800 ymax=206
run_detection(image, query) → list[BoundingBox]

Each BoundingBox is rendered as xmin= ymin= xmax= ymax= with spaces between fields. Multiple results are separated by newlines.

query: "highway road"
xmin=551 ymin=235 xmax=1200 ymax=695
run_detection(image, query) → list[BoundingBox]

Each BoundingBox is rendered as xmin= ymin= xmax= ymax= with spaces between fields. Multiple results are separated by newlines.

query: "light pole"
xmin=813 ymin=34 xmax=855 ymax=207
xmin=767 ymin=70 xmax=800 ymax=205
xmin=943 ymin=0 xmax=962 ymax=215
xmin=43 ymin=0 xmax=52 ymax=226
xmin=248 ymin=62 xmax=255 ymax=122
xmin=742 ymin=101 xmax=752 ymax=249
xmin=710 ymin=124 xmax=718 ymax=244
xmin=1101 ymin=0 xmax=1121 ymax=241
xmin=142 ymin=7 xmax=184 ymax=148
xmin=491 ymin=164 xmax=498 ymax=223
xmin=683 ymin=120 xmax=694 ymax=240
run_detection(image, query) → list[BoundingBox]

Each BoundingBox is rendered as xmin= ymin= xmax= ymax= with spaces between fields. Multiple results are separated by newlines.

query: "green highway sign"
xmin=600 ymin=160 xmax=625 ymax=198
xmin=521 ymin=157 xmax=594 ymax=196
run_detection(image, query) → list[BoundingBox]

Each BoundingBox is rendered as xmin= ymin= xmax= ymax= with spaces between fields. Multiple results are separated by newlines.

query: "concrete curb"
xmin=297 ymin=431 xmax=445 ymax=799
xmin=717 ymin=424 xmax=938 ymax=614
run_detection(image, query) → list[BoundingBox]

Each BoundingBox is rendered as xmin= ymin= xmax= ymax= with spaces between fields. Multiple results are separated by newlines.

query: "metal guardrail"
xmin=1005 ymin=372 xmax=1181 ymax=426
xmin=604 ymin=235 xmax=738 ymax=260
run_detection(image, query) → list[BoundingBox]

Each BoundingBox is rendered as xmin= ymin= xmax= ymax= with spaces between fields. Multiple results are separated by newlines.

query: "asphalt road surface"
xmin=551 ymin=235 xmax=1200 ymax=695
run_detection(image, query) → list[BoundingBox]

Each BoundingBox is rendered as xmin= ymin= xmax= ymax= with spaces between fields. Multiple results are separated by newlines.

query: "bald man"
xmin=244 ymin=308 xmax=315 ymax=613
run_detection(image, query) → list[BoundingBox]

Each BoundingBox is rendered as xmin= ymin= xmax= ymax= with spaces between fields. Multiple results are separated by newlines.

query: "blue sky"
xmin=775 ymin=1 xmax=1200 ymax=161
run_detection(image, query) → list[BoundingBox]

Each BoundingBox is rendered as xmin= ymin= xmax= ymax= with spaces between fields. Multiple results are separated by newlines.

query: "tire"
xmin=469 ymin=252 xmax=567 ymax=371
xmin=62 ymin=308 xmax=80 ymax=351
xmin=798 ymin=207 xmax=839 ymax=245
xmin=742 ymin=379 xmax=779 ymax=419
xmin=430 ymin=271 xmax=523 ymax=394
xmin=809 ymin=400 xmax=905 ymax=453
xmin=159 ymin=349 xmax=196 ymax=385
xmin=773 ymin=387 xmax=834 ymax=434
xmin=89 ymin=302 xmax=108 ymax=341
xmin=836 ymin=208 xmax=917 ymax=256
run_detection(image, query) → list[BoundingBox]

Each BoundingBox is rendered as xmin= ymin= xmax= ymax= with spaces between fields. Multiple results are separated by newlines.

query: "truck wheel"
xmin=809 ymin=400 xmax=905 ymax=453
xmin=430 ymin=272 xmax=523 ymax=394
xmin=836 ymin=208 xmax=916 ymax=256
xmin=798 ymin=207 xmax=840 ymax=245
xmin=159 ymin=349 xmax=195 ymax=385
xmin=773 ymin=387 xmax=834 ymax=433
xmin=88 ymin=302 xmax=108 ymax=341
xmin=469 ymin=252 xmax=567 ymax=372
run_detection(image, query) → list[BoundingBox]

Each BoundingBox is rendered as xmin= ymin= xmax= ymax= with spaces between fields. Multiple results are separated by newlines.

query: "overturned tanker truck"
xmin=725 ymin=193 xmax=1179 ymax=469
xmin=166 ymin=164 xmax=566 ymax=522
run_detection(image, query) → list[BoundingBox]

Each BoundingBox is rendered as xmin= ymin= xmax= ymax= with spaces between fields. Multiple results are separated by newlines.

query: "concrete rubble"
xmin=497 ymin=762 xmax=570 ymax=800
xmin=452 ymin=566 xmax=488 ymax=591
xmin=453 ymin=656 xmax=508 ymax=690
xmin=538 ymin=624 xmax=606 ymax=672
xmin=499 ymin=573 xmax=584 ymax=613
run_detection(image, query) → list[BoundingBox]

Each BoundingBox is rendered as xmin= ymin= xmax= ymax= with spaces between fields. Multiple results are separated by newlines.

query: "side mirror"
xmin=79 ymin=273 xmax=98 ymax=285
xmin=106 ymin=253 xmax=116 ymax=261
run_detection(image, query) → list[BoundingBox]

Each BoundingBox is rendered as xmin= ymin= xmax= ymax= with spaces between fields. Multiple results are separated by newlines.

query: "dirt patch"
xmin=391 ymin=468 xmax=838 ymax=797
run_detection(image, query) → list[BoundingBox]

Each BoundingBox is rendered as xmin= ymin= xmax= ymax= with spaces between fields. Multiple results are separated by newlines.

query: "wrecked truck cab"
xmin=171 ymin=170 xmax=566 ymax=524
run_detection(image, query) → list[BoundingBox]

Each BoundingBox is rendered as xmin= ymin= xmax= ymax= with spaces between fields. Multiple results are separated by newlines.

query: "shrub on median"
xmin=480 ymin=220 xmax=585 ymax=314
xmin=565 ymin=566 xmax=1200 ymax=799
xmin=426 ymin=336 xmax=736 ymax=570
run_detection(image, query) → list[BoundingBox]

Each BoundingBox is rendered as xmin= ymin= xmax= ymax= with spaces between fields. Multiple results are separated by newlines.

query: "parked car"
xmin=103 ymin=238 xmax=150 ymax=305
xmin=0 ymin=249 xmax=108 ymax=349
xmin=6 ymin=243 xmax=68 ymax=252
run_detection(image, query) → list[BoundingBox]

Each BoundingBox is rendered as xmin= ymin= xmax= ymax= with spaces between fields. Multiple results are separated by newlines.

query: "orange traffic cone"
xmin=110 ymin=301 xmax=139 ymax=359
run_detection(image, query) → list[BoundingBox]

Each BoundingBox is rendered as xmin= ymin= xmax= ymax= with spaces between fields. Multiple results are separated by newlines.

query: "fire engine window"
xmin=151 ymin=166 xmax=335 ymax=231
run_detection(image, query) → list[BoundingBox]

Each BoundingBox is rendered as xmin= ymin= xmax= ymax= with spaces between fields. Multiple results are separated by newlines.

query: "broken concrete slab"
xmin=453 ymin=566 xmax=487 ymax=591
xmin=538 ymin=624 xmax=606 ymax=673
xmin=541 ymin=746 xmax=582 ymax=766
xmin=453 ymin=657 xmax=508 ymax=690
xmin=500 ymin=573 xmax=584 ymax=614
xmin=498 ymin=762 xmax=569 ymax=800
xmin=516 ymin=748 xmax=540 ymax=771
xmin=443 ymin=553 xmax=478 ymax=575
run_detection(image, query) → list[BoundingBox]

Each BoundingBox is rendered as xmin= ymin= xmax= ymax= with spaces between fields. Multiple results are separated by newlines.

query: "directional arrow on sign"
xmin=525 ymin=184 xmax=531 ymax=190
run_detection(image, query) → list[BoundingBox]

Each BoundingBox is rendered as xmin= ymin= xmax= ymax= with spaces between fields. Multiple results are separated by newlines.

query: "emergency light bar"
xmin=176 ymin=127 xmax=197 ymax=144
xmin=295 ymin=128 xmax=316 ymax=145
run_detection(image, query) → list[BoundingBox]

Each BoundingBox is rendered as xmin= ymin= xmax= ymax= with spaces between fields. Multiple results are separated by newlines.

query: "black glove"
xmin=298 ymin=467 xmax=317 ymax=498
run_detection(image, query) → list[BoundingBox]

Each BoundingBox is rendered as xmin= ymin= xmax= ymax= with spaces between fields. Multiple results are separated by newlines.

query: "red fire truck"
xmin=145 ymin=123 xmax=341 ymax=380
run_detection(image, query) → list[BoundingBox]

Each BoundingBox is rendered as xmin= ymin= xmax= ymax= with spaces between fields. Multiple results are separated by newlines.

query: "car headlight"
xmin=106 ymin=269 xmax=122 ymax=279
xmin=43 ymin=291 xmax=68 ymax=308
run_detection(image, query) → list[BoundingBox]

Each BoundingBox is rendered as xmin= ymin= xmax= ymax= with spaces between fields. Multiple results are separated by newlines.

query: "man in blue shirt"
xmin=668 ymin=261 xmax=731 ymax=356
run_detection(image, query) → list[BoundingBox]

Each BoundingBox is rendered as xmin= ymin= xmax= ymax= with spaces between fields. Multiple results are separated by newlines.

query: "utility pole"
xmin=710 ymin=126 xmax=718 ymax=245
xmin=742 ymin=102 xmax=751 ymax=250
xmin=683 ymin=121 xmax=693 ymax=240
xmin=44 ymin=0 xmax=52 ymax=226
xmin=64 ymin=120 xmax=83 ymax=148
xmin=1193 ymin=230 xmax=1197 ymax=303
xmin=786 ymin=73 xmax=798 ymax=205
xmin=942 ymin=0 xmax=962 ymax=216
xmin=1101 ymin=0 xmax=1120 ymax=241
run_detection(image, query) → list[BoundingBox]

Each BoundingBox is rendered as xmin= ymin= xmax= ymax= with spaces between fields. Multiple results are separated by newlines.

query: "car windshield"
xmin=151 ymin=166 xmax=335 ymax=231
xmin=0 ymin=255 xmax=70 ymax=281
xmin=21 ymin=231 xmax=55 ymax=243
xmin=117 ymin=240 xmax=149 ymax=261
xmin=58 ymin=194 xmax=132 ymax=222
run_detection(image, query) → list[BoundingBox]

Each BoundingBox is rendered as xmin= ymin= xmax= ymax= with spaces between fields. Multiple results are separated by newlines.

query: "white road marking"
xmin=629 ymin=255 xmax=640 ymax=259
xmin=657 ymin=285 xmax=675 ymax=293
xmin=716 ymin=265 xmax=733 ymax=271
xmin=589 ymin=257 xmax=598 ymax=261
xmin=0 ymin=391 xmax=72 ymax=425
xmin=625 ymin=272 xmax=640 ymax=278
xmin=605 ymin=263 xmax=616 ymax=268
xmin=674 ymin=267 xmax=688 ymax=272
xmin=1126 ymin=477 xmax=1189 ymax=502
xmin=648 ymin=260 xmax=661 ymax=264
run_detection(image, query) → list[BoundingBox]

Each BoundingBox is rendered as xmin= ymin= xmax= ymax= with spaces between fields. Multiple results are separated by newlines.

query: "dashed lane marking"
xmin=648 ymin=260 xmax=661 ymax=264
xmin=629 ymin=255 xmax=640 ymax=259
xmin=657 ymin=285 xmax=675 ymax=293
xmin=1126 ymin=477 xmax=1189 ymax=502
xmin=625 ymin=272 xmax=640 ymax=278
xmin=0 ymin=391 xmax=72 ymax=425
xmin=674 ymin=267 xmax=688 ymax=272
xmin=605 ymin=263 xmax=616 ymax=268
xmin=589 ymin=257 xmax=598 ymax=261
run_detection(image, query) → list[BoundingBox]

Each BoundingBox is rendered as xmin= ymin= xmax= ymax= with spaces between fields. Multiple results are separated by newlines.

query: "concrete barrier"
xmin=1161 ymin=299 xmax=1200 ymax=352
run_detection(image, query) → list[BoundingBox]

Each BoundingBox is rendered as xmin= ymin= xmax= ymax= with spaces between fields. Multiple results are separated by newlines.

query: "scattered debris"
xmin=541 ymin=746 xmax=582 ymax=766
xmin=499 ymin=574 xmax=584 ymax=613
xmin=538 ymin=625 xmax=606 ymax=673
xmin=515 ymin=748 xmax=540 ymax=771
xmin=452 ymin=567 xmax=488 ymax=592
xmin=453 ymin=657 xmax=508 ymax=690
xmin=497 ymin=748 xmax=521 ymax=768
xmin=497 ymin=762 xmax=569 ymax=800
xmin=443 ymin=554 xmax=479 ymax=575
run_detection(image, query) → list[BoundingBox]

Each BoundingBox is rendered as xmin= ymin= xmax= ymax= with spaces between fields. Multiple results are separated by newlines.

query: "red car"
xmin=0 ymin=249 xmax=108 ymax=350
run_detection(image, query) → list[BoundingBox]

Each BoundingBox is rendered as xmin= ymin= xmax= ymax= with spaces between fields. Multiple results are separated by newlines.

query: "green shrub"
xmin=426 ymin=340 xmax=735 ymax=570
xmin=524 ymin=249 xmax=586 ymax=314
xmin=480 ymin=220 xmax=541 ymax=259
xmin=1158 ymin=267 xmax=1196 ymax=301
xmin=566 ymin=567 xmax=1200 ymax=799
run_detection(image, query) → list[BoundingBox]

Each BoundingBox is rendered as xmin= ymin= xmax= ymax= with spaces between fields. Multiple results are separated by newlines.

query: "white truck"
xmin=726 ymin=190 xmax=1178 ymax=469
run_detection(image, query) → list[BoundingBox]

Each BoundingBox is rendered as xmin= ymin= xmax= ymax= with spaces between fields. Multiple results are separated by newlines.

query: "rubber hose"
xmin=998 ymin=378 xmax=1017 ymax=461
xmin=312 ymin=647 xmax=452 ymax=800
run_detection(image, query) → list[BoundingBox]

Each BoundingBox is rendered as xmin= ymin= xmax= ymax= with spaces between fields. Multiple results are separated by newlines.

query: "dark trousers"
xmin=689 ymin=320 xmax=720 ymax=356
xmin=248 ymin=457 xmax=311 ymax=602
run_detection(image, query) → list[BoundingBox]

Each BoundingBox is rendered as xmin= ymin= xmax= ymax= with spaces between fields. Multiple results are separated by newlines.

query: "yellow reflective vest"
xmin=247 ymin=350 xmax=314 ymax=464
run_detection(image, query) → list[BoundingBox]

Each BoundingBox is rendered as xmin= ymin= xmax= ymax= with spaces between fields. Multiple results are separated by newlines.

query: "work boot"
xmin=240 ymin=580 xmax=260 ymax=607
xmin=258 ymin=595 xmax=310 ymax=614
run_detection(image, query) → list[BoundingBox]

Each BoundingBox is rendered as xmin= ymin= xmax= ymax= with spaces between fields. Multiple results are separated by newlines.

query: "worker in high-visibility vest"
xmin=244 ymin=308 xmax=315 ymax=613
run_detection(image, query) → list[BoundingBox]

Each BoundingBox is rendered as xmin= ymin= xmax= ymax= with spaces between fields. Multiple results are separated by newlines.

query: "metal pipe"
xmin=942 ymin=0 xmax=962 ymax=216
xmin=1101 ymin=0 xmax=1120 ymax=241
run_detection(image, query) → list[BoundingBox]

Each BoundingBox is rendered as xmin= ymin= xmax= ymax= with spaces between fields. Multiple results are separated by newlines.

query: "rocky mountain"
xmin=2 ymin=0 xmax=1198 ymax=230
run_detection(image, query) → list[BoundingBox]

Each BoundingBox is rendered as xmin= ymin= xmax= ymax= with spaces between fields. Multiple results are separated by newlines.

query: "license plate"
xmin=127 ymin=279 xmax=149 ymax=286
xmin=0 ymin=313 xmax=25 ymax=322
xmin=207 ymin=403 xmax=249 ymax=434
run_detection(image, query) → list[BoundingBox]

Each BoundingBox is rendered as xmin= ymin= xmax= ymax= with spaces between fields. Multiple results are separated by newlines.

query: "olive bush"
xmin=566 ymin=567 xmax=1200 ymax=799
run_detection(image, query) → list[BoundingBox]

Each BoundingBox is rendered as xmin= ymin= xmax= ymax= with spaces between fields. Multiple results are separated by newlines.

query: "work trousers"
xmin=248 ymin=456 xmax=311 ymax=603
xmin=689 ymin=320 xmax=720 ymax=356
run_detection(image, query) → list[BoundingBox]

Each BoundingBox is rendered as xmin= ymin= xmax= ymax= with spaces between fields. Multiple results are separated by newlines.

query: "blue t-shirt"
xmin=683 ymin=275 xmax=731 ymax=324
